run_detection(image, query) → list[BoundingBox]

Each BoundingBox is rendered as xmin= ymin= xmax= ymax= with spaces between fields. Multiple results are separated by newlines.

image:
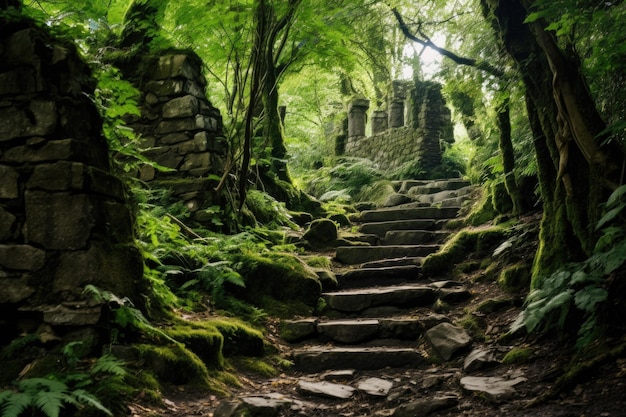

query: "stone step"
xmin=322 ymin=284 xmax=438 ymax=313
xmin=282 ymin=317 xmax=426 ymax=344
xmin=337 ymin=265 xmax=421 ymax=288
xmin=292 ymin=346 xmax=426 ymax=372
xmin=359 ymin=219 xmax=447 ymax=238
xmin=361 ymin=257 xmax=424 ymax=268
xmin=407 ymin=185 xmax=475 ymax=204
xmin=402 ymin=179 xmax=471 ymax=194
xmin=358 ymin=206 xmax=459 ymax=222
xmin=335 ymin=244 xmax=440 ymax=265
xmin=383 ymin=230 xmax=451 ymax=245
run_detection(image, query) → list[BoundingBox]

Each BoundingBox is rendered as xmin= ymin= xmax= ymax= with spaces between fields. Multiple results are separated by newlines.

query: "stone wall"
xmin=0 ymin=23 xmax=143 ymax=345
xmin=126 ymin=52 xmax=228 ymax=220
xmin=343 ymin=79 xmax=453 ymax=173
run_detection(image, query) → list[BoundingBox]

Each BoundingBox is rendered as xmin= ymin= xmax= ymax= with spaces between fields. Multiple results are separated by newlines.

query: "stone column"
xmin=371 ymin=110 xmax=388 ymax=134
xmin=388 ymin=99 xmax=405 ymax=128
xmin=348 ymin=98 xmax=370 ymax=138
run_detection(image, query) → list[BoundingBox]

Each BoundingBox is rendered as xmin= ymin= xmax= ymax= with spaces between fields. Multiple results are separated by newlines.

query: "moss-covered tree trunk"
xmin=496 ymin=98 xmax=523 ymax=215
xmin=480 ymin=0 xmax=624 ymax=284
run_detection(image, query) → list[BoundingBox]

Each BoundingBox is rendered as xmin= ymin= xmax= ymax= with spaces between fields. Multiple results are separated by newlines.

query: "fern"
xmin=91 ymin=354 xmax=127 ymax=377
xmin=512 ymin=184 xmax=626 ymax=347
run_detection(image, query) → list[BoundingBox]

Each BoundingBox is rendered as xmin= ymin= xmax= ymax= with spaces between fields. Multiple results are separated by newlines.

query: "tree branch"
xmin=391 ymin=7 xmax=504 ymax=78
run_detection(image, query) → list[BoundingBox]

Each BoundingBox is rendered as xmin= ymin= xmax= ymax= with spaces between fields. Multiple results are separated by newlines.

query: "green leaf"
xmin=71 ymin=389 xmax=113 ymax=416
xmin=34 ymin=390 xmax=66 ymax=417
xmin=0 ymin=392 xmax=32 ymax=417
xmin=596 ymin=202 xmax=626 ymax=230
xmin=574 ymin=286 xmax=608 ymax=312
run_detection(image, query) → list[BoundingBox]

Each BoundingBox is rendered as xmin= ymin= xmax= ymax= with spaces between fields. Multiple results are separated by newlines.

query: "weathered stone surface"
xmin=0 ymin=165 xmax=19 ymax=199
xmin=0 ymin=244 xmax=45 ymax=271
xmin=159 ymin=132 xmax=190 ymax=145
xmin=4 ymin=29 xmax=40 ymax=65
xmin=392 ymin=395 xmax=459 ymax=417
xmin=382 ymin=193 xmax=412 ymax=207
xmin=384 ymin=230 xmax=450 ymax=245
xmin=303 ymin=218 xmax=338 ymax=248
xmin=360 ymin=207 xmax=459 ymax=222
xmin=162 ymin=95 xmax=199 ymax=118
xmin=379 ymin=317 xmax=424 ymax=339
xmin=338 ymin=265 xmax=420 ymax=289
xmin=2 ymin=139 xmax=97 ymax=165
xmin=25 ymin=191 xmax=94 ymax=250
xmin=0 ymin=278 xmax=35 ymax=303
xmin=27 ymin=161 xmax=85 ymax=191
xmin=0 ymin=207 xmax=16 ymax=240
xmin=314 ymin=268 xmax=338 ymax=290
xmin=320 ymin=369 xmax=356 ymax=382
xmin=359 ymin=219 xmax=439 ymax=237
xmin=294 ymin=347 xmax=425 ymax=372
xmin=323 ymin=284 xmax=438 ymax=313
xmin=153 ymin=54 xmax=202 ymax=81
xmin=437 ymin=286 xmax=472 ymax=304
xmin=361 ymin=257 xmax=423 ymax=268
xmin=297 ymin=380 xmax=356 ymax=399
xmin=180 ymin=152 xmax=210 ymax=171
xmin=357 ymin=377 xmax=393 ymax=397
xmin=0 ymin=101 xmax=56 ymax=141
xmin=41 ymin=304 xmax=102 ymax=326
xmin=280 ymin=318 xmax=317 ymax=343
xmin=335 ymin=244 xmax=439 ymax=265
xmin=53 ymin=242 xmax=143 ymax=297
xmin=460 ymin=375 xmax=526 ymax=402
xmin=464 ymin=348 xmax=498 ymax=372
xmin=317 ymin=319 xmax=380 ymax=344
xmin=425 ymin=322 xmax=472 ymax=361
xmin=0 ymin=68 xmax=41 ymax=96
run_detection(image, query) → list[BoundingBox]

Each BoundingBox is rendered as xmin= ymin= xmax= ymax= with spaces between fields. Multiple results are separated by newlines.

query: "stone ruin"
xmin=0 ymin=23 xmax=144 ymax=346
xmin=124 ymin=52 xmax=229 ymax=223
xmin=342 ymin=79 xmax=454 ymax=173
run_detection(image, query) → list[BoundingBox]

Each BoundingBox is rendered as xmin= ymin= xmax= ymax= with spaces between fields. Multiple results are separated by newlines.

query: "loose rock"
xmin=297 ymin=380 xmax=356 ymax=400
xmin=424 ymin=322 xmax=472 ymax=360
xmin=358 ymin=377 xmax=394 ymax=397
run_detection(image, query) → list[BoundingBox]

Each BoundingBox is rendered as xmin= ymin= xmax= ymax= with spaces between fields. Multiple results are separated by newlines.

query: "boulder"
xmin=424 ymin=322 xmax=471 ymax=360
xmin=303 ymin=218 xmax=338 ymax=248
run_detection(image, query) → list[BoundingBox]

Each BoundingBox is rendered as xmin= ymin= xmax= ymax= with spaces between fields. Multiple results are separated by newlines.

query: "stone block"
xmin=100 ymin=201 xmax=135 ymax=242
xmin=174 ymin=135 xmax=207 ymax=154
xmin=155 ymin=117 xmax=197 ymax=134
xmin=41 ymin=304 xmax=102 ymax=326
xmin=2 ymin=138 xmax=90 ymax=164
xmin=0 ymin=165 xmax=19 ymax=199
xmin=179 ymin=152 xmax=210 ymax=171
xmin=162 ymin=95 xmax=199 ymax=118
xmin=25 ymin=191 xmax=94 ymax=250
xmin=0 ymin=278 xmax=35 ymax=303
xmin=145 ymin=79 xmax=185 ymax=96
xmin=0 ymin=207 xmax=16 ymax=240
xmin=4 ymin=29 xmax=40 ymax=65
xmin=54 ymin=241 xmax=143 ymax=297
xmin=159 ymin=132 xmax=190 ymax=145
xmin=0 ymin=100 xmax=57 ymax=141
xmin=153 ymin=54 xmax=201 ymax=81
xmin=0 ymin=68 xmax=42 ymax=95
xmin=85 ymin=166 xmax=126 ymax=201
xmin=27 ymin=161 xmax=85 ymax=191
xmin=0 ymin=244 xmax=46 ymax=271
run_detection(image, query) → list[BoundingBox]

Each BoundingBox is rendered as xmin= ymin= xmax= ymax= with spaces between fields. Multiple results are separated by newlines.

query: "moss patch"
xmin=502 ymin=346 xmax=534 ymax=364
xmin=135 ymin=343 xmax=211 ymax=386
xmin=498 ymin=263 xmax=531 ymax=292
xmin=421 ymin=227 xmax=508 ymax=277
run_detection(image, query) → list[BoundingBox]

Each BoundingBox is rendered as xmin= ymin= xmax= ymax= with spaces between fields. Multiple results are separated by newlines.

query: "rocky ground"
xmin=129 ymin=179 xmax=626 ymax=417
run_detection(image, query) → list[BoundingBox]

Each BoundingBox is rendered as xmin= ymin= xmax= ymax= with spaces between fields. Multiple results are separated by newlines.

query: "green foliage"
xmin=512 ymin=185 xmax=626 ymax=347
xmin=305 ymin=157 xmax=383 ymax=201
xmin=0 ymin=342 xmax=131 ymax=417
xmin=244 ymin=189 xmax=298 ymax=229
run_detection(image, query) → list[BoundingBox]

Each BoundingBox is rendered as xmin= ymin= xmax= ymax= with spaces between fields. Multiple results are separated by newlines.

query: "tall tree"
xmin=480 ymin=0 xmax=625 ymax=281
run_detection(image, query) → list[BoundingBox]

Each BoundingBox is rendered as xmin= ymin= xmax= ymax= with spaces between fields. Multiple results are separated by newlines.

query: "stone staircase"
xmin=212 ymin=179 xmax=533 ymax=416
xmin=282 ymin=178 xmax=475 ymax=373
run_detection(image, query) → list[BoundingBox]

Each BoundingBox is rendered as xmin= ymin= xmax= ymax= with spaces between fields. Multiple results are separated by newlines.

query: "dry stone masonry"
xmin=126 ymin=52 xmax=228 ymax=221
xmin=343 ymin=79 xmax=453 ymax=173
xmin=0 ymin=22 xmax=143 ymax=344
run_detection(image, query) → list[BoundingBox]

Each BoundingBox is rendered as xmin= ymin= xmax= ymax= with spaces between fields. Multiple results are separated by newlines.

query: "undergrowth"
xmin=512 ymin=184 xmax=626 ymax=348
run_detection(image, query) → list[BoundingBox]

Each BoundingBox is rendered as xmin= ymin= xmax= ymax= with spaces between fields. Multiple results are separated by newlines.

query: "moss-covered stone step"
xmin=322 ymin=284 xmax=438 ymax=313
xmin=359 ymin=206 xmax=459 ymax=222
xmin=337 ymin=265 xmax=421 ymax=288
xmin=383 ymin=230 xmax=451 ymax=245
xmin=407 ymin=186 xmax=475 ymax=205
xmin=292 ymin=346 xmax=426 ymax=372
xmin=359 ymin=219 xmax=447 ymax=237
xmin=361 ymin=256 xmax=424 ymax=268
xmin=281 ymin=317 xmax=426 ymax=344
xmin=335 ymin=244 xmax=440 ymax=264
xmin=403 ymin=179 xmax=471 ymax=194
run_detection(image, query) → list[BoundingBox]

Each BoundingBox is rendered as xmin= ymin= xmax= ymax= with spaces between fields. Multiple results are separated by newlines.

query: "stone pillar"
xmin=0 ymin=24 xmax=144 ymax=345
xmin=388 ymin=99 xmax=405 ymax=128
xmin=348 ymin=98 xmax=370 ymax=138
xmin=371 ymin=110 xmax=388 ymax=134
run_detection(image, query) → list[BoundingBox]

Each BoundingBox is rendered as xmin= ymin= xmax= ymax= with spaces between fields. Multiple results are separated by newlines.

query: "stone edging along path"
xmin=213 ymin=179 xmax=529 ymax=417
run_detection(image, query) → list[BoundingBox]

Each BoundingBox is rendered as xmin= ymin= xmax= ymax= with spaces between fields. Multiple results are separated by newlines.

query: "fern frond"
xmin=71 ymin=389 xmax=113 ymax=416
xmin=1 ymin=392 xmax=31 ymax=417
xmin=91 ymin=354 xmax=127 ymax=377
xmin=34 ymin=390 xmax=66 ymax=417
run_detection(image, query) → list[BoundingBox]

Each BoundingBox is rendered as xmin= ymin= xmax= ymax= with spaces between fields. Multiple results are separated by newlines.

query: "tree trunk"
xmin=479 ymin=0 xmax=624 ymax=283
xmin=496 ymin=99 xmax=523 ymax=215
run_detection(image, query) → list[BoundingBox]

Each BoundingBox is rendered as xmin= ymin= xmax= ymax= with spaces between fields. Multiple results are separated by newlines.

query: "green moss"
xmin=210 ymin=319 xmax=265 ymax=357
xmin=163 ymin=326 xmax=225 ymax=369
xmin=301 ymin=255 xmax=332 ymax=269
xmin=456 ymin=314 xmax=485 ymax=342
xmin=135 ymin=343 xmax=211 ymax=387
xmin=475 ymin=298 xmax=513 ymax=314
xmin=233 ymin=252 xmax=322 ymax=313
xmin=357 ymin=180 xmax=396 ymax=204
xmin=230 ymin=357 xmax=278 ymax=377
xmin=466 ymin=189 xmax=498 ymax=226
xmin=421 ymin=227 xmax=508 ymax=277
xmin=491 ymin=179 xmax=514 ymax=214
xmin=498 ymin=263 xmax=531 ymax=292
xmin=502 ymin=346 xmax=534 ymax=364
